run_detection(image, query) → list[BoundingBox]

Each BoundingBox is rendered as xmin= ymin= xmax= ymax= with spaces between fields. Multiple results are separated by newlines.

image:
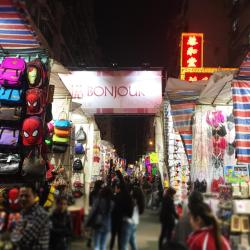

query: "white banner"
xmin=58 ymin=70 xmax=162 ymax=114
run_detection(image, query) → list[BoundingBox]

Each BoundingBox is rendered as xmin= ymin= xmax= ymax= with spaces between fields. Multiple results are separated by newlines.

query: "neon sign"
xmin=181 ymin=33 xmax=203 ymax=68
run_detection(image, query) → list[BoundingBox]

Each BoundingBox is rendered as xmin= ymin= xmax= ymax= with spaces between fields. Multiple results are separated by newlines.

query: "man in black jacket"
xmin=110 ymin=170 xmax=133 ymax=250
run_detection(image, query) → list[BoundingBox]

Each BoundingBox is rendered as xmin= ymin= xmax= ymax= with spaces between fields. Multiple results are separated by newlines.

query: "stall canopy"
xmin=165 ymin=69 xmax=237 ymax=164
xmin=0 ymin=0 xmax=40 ymax=49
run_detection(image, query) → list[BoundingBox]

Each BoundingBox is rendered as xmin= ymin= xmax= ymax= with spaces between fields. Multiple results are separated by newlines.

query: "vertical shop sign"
xmin=181 ymin=33 xmax=203 ymax=68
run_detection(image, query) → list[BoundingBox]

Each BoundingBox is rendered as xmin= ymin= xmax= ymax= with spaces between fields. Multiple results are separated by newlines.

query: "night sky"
xmin=93 ymin=0 xmax=181 ymax=163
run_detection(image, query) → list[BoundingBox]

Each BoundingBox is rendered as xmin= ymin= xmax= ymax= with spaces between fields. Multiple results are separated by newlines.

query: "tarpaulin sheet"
xmin=232 ymin=52 xmax=250 ymax=163
xmin=0 ymin=0 xmax=40 ymax=49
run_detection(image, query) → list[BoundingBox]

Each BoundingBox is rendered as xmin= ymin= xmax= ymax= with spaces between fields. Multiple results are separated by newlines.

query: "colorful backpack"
xmin=26 ymin=88 xmax=46 ymax=115
xmin=0 ymin=88 xmax=23 ymax=104
xmin=22 ymin=116 xmax=43 ymax=146
xmin=0 ymin=57 xmax=26 ymax=88
xmin=0 ymin=127 xmax=20 ymax=148
xmin=26 ymin=59 xmax=47 ymax=88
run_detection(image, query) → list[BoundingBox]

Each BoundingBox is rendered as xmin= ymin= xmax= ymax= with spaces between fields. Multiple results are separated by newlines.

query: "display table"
xmin=68 ymin=206 xmax=84 ymax=237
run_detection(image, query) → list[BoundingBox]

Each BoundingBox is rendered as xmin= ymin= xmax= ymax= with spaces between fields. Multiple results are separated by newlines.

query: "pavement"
xmin=70 ymin=209 xmax=161 ymax=250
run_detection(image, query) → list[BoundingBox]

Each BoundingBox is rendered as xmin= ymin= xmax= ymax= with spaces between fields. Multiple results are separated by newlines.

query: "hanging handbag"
xmin=52 ymin=134 xmax=69 ymax=144
xmin=52 ymin=143 xmax=68 ymax=153
xmin=22 ymin=148 xmax=46 ymax=177
xmin=75 ymin=126 xmax=87 ymax=142
xmin=0 ymin=88 xmax=23 ymax=105
xmin=75 ymin=143 xmax=85 ymax=154
xmin=0 ymin=153 xmax=21 ymax=174
xmin=54 ymin=127 xmax=71 ymax=138
xmin=54 ymin=111 xmax=71 ymax=130
xmin=73 ymin=159 xmax=83 ymax=171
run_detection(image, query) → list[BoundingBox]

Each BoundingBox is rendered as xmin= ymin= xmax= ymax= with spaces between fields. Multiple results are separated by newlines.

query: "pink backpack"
xmin=0 ymin=58 xmax=26 ymax=88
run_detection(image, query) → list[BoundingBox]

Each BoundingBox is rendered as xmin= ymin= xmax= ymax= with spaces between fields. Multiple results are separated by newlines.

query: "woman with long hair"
xmin=188 ymin=202 xmax=231 ymax=250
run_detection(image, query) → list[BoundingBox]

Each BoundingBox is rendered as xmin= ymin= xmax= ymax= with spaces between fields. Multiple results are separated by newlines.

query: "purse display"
xmin=0 ymin=153 xmax=21 ymax=174
xmin=75 ymin=143 xmax=84 ymax=154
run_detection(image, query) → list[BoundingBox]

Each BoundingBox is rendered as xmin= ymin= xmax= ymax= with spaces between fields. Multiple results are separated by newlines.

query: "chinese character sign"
xmin=184 ymin=72 xmax=212 ymax=81
xmin=181 ymin=33 xmax=203 ymax=68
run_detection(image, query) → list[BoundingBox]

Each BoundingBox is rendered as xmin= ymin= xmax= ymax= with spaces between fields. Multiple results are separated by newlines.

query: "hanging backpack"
xmin=0 ymin=153 xmax=21 ymax=174
xmin=0 ymin=88 xmax=23 ymax=105
xmin=73 ymin=159 xmax=83 ymax=171
xmin=26 ymin=59 xmax=47 ymax=88
xmin=0 ymin=107 xmax=22 ymax=121
xmin=0 ymin=127 xmax=20 ymax=148
xmin=75 ymin=143 xmax=85 ymax=154
xmin=75 ymin=126 xmax=87 ymax=142
xmin=0 ymin=57 xmax=26 ymax=88
xmin=22 ymin=116 xmax=43 ymax=146
xmin=26 ymin=88 xmax=46 ymax=115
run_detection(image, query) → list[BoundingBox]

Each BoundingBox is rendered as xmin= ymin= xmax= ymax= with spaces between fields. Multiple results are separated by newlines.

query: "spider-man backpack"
xmin=22 ymin=116 xmax=43 ymax=146
xmin=26 ymin=88 xmax=46 ymax=115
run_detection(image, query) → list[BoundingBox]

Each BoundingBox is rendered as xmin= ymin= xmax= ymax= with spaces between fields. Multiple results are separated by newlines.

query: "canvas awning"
xmin=198 ymin=70 xmax=238 ymax=105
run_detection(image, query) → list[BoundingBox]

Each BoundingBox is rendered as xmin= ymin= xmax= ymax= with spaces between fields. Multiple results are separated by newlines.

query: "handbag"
xmin=52 ymin=143 xmax=68 ymax=153
xmin=54 ymin=111 xmax=71 ymax=130
xmin=22 ymin=148 xmax=46 ymax=177
xmin=0 ymin=153 xmax=20 ymax=174
xmin=54 ymin=127 xmax=71 ymax=138
xmin=52 ymin=134 xmax=69 ymax=144
xmin=75 ymin=126 xmax=87 ymax=142
xmin=73 ymin=159 xmax=83 ymax=171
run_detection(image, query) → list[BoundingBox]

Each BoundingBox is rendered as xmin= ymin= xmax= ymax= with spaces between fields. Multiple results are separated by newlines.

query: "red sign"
xmin=181 ymin=33 xmax=203 ymax=68
xmin=184 ymin=72 xmax=212 ymax=81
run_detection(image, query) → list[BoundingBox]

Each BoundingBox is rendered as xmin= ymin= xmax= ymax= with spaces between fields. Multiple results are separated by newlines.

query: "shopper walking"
xmin=188 ymin=202 xmax=231 ymax=250
xmin=86 ymin=186 xmax=114 ymax=250
xmin=49 ymin=196 xmax=72 ymax=250
xmin=173 ymin=191 xmax=204 ymax=246
xmin=127 ymin=186 xmax=145 ymax=250
xmin=11 ymin=184 xmax=50 ymax=250
xmin=159 ymin=187 xmax=179 ymax=249
xmin=110 ymin=170 xmax=133 ymax=250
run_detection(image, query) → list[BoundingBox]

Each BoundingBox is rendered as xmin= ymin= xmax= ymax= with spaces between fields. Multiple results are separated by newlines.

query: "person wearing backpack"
xmin=86 ymin=186 xmax=114 ymax=250
xmin=49 ymin=196 xmax=72 ymax=250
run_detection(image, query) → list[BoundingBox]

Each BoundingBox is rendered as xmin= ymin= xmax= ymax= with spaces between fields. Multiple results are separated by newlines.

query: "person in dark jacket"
xmin=49 ymin=196 xmax=72 ymax=250
xmin=86 ymin=186 xmax=114 ymax=250
xmin=89 ymin=180 xmax=104 ymax=207
xmin=110 ymin=170 xmax=134 ymax=250
xmin=159 ymin=187 xmax=179 ymax=249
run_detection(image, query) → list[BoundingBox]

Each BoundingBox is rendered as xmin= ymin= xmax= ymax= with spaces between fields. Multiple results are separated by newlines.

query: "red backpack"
xmin=26 ymin=59 xmax=47 ymax=88
xmin=22 ymin=116 xmax=43 ymax=146
xmin=26 ymin=88 xmax=46 ymax=115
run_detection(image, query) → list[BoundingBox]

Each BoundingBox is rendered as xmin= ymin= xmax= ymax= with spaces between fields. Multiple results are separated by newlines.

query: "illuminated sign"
xmin=59 ymin=71 xmax=162 ymax=114
xmin=180 ymin=67 xmax=238 ymax=81
xmin=181 ymin=33 xmax=203 ymax=68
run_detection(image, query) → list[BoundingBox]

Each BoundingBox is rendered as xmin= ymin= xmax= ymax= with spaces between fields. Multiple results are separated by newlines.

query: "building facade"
xmin=25 ymin=0 xmax=102 ymax=67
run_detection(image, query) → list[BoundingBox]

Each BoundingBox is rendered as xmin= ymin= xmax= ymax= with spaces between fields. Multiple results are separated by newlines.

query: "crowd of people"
xmin=4 ymin=171 xmax=232 ymax=250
